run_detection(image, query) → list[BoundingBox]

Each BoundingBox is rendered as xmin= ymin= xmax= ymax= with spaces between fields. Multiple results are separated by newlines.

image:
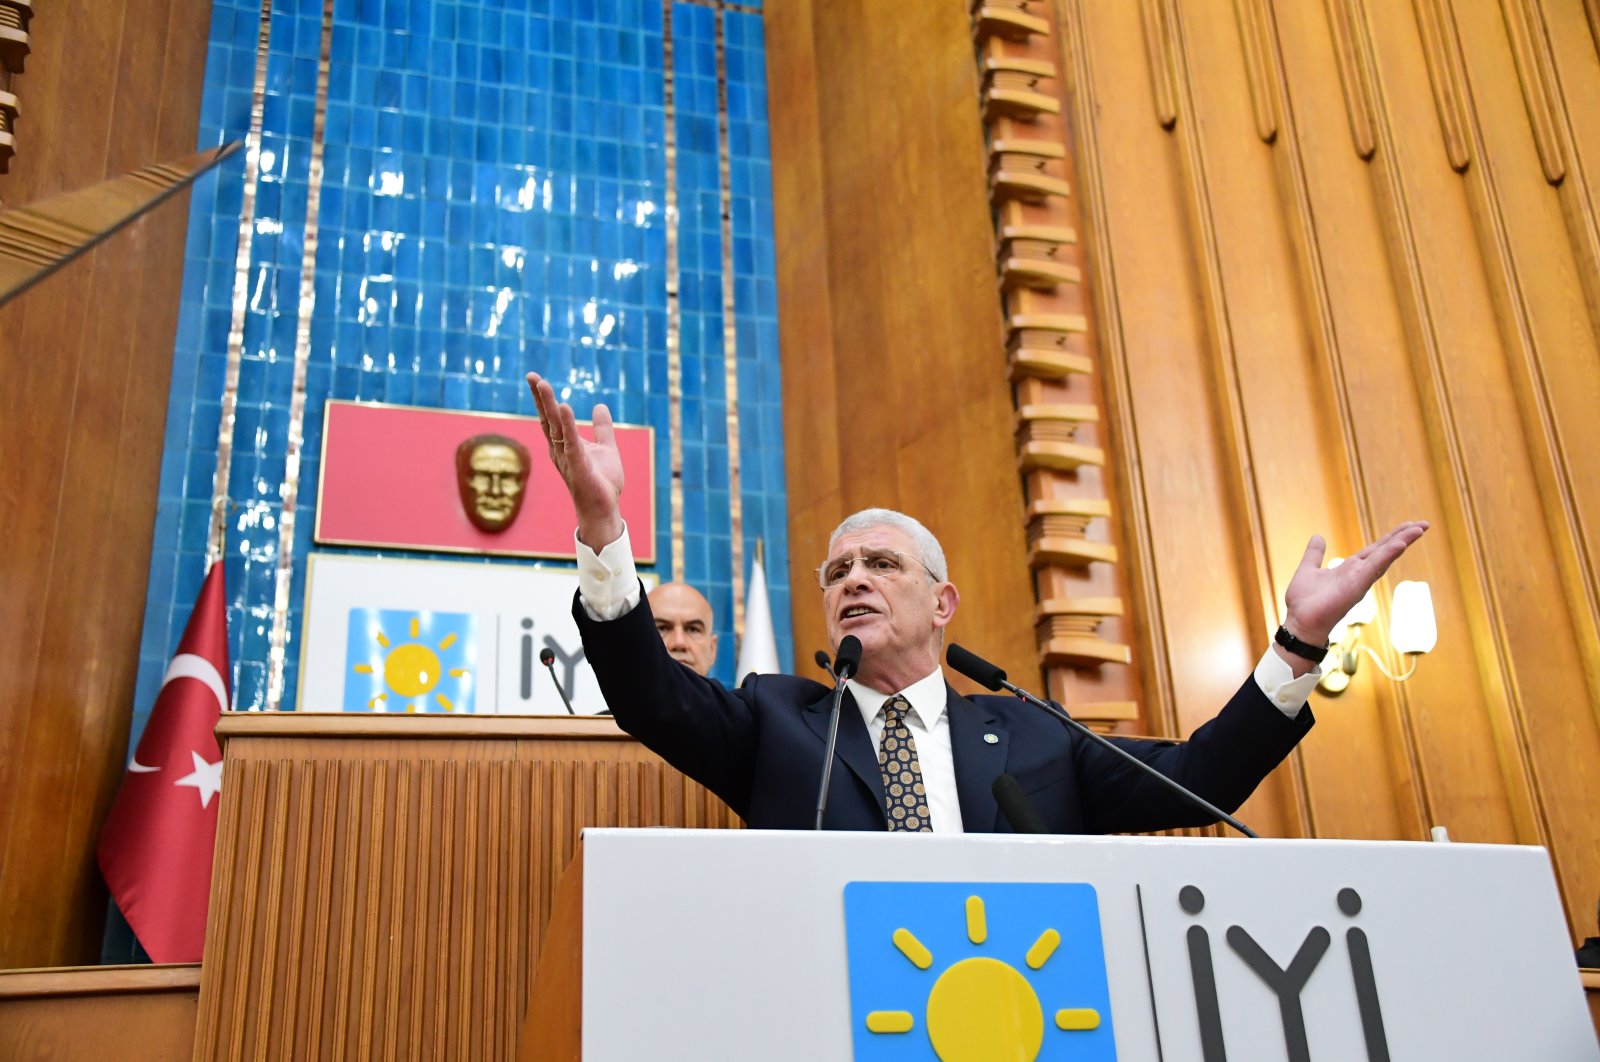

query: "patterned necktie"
xmin=878 ymin=694 xmax=933 ymax=832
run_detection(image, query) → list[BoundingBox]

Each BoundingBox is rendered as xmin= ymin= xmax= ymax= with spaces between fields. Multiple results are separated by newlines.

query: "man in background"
xmin=648 ymin=582 xmax=718 ymax=677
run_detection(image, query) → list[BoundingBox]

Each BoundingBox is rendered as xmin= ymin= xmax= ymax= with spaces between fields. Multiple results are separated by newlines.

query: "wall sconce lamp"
xmin=1317 ymin=560 xmax=1437 ymax=695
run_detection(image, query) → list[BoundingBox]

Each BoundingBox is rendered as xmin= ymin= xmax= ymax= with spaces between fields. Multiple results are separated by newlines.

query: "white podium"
xmin=522 ymin=829 xmax=1598 ymax=1061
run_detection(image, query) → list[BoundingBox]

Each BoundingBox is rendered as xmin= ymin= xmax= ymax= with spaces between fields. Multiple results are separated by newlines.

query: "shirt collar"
xmin=849 ymin=668 xmax=948 ymax=731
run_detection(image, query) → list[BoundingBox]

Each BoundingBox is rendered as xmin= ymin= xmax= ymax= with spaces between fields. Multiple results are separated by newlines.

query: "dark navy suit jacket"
xmin=576 ymin=591 xmax=1314 ymax=833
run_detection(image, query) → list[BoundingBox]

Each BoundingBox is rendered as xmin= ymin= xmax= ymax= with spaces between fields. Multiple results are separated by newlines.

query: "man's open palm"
xmin=1284 ymin=521 xmax=1429 ymax=644
xmin=527 ymin=372 xmax=626 ymax=546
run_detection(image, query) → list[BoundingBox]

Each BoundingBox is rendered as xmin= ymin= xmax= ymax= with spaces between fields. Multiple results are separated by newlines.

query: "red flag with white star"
xmin=97 ymin=561 xmax=230 ymax=963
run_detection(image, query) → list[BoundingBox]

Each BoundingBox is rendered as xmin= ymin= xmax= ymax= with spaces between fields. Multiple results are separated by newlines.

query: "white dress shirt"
xmin=573 ymin=523 xmax=1324 ymax=828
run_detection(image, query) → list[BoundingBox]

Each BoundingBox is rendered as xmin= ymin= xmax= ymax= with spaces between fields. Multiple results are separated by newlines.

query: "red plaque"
xmin=314 ymin=400 xmax=656 ymax=562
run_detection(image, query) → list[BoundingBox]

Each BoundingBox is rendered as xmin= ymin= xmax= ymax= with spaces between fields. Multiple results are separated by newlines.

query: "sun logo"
xmin=843 ymin=882 xmax=1117 ymax=1061
xmin=343 ymin=608 xmax=476 ymax=713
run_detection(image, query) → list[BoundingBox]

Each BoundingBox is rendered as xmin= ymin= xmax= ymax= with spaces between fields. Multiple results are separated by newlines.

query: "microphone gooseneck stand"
xmin=947 ymin=643 xmax=1258 ymax=839
xmin=812 ymin=637 xmax=862 ymax=831
xmin=539 ymin=648 xmax=578 ymax=715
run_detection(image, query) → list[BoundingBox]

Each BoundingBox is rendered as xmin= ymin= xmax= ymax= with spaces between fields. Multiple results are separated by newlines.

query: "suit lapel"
xmin=803 ymin=688 xmax=887 ymax=824
xmin=948 ymin=686 xmax=1007 ymax=833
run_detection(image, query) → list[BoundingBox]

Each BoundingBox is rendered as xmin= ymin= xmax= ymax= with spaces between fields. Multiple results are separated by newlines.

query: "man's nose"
xmin=840 ymin=560 xmax=874 ymax=592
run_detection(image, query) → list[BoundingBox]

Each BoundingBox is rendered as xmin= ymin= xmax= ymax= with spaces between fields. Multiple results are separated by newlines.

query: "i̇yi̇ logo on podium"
xmin=843 ymin=882 xmax=1117 ymax=1061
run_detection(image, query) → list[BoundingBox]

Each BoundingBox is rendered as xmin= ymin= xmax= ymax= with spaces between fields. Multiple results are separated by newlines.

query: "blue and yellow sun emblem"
xmin=344 ymin=608 xmax=476 ymax=713
xmin=843 ymin=881 xmax=1116 ymax=1061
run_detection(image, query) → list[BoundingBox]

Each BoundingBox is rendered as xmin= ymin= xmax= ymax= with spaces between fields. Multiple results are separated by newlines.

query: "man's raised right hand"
xmin=526 ymin=372 xmax=625 ymax=549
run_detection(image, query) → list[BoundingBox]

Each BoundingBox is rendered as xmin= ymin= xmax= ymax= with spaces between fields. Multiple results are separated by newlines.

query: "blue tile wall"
xmin=130 ymin=0 xmax=791 ymax=745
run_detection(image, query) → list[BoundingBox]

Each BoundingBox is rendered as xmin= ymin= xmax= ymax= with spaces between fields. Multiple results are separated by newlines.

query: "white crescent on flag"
xmin=127 ymin=653 xmax=230 ymax=773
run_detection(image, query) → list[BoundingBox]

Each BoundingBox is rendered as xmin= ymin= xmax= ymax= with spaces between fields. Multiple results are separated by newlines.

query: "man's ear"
xmin=707 ymin=632 xmax=719 ymax=665
xmin=932 ymin=582 xmax=960 ymax=629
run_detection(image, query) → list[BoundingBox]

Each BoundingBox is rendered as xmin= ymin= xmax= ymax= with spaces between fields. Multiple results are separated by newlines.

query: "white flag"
xmin=736 ymin=545 xmax=781 ymax=684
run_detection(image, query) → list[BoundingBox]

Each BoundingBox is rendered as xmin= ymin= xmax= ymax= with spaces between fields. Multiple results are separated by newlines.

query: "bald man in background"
xmin=648 ymin=582 xmax=719 ymax=677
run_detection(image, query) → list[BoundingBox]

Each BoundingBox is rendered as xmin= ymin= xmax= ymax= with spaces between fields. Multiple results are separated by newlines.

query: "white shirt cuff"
xmin=575 ymin=523 xmax=642 ymax=621
xmin=1253 ymin=648 xmax=1320 ymax=719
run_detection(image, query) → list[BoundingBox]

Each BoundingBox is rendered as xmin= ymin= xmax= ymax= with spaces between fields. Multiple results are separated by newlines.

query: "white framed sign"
xmin=296 ymin=551 xmax=655 ymax=715
xmin=579 ymin=830 xmax=1600 ymax=1062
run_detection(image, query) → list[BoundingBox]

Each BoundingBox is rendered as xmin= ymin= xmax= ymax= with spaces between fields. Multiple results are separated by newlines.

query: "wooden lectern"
xmin=190 ymin=713 xmax=739 ymax=1061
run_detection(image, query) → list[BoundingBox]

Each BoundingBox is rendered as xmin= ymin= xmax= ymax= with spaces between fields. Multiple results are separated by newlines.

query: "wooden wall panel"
xmin=1053 ymin=0 xmax=1307 ymax=838
xmin=0 ymin=0 xmax=212 ymax=968
xmin=1531 ymin=0 xmax=1600 ymax=333
xmin=1458 ymin=1 xmax=1600 ymax=705
xmin=768 ymin=0 xmax=1039 ymax=693
xmin=1366 ymin=0 xmax=1600 ymax=930
xmin=193 ymin=715 xmax=740 ymax=1062
xmin=1268 ymin=1 xmax=1521 ymax=846
xmin=1049 ymin=0 xmax=1600 ymax=935
xmin=0 ymin=965 xmax=200 ymax=1062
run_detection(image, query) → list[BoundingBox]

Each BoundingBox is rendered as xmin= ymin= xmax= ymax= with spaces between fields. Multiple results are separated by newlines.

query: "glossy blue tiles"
xmin=130 ymin=0 xmax=789 ymax=743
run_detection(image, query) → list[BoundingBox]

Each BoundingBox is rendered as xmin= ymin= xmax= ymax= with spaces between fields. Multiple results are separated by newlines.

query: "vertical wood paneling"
xmin=0 ymin=0 xmax=211 ymax=968
xmin=1413 ymin=0 xmax=1475 ymax=172
xmin=1249 ymin=0 xmax=1434 ymax=844
xmin=1500 ymin=0 xmax=1567 ymax=184
xmin=1440 ymin=0 xmax=1600 ymax=929
xmin=192 ymin=719 xmax=739 ymax=1061
xmin=769 ymin=0 xmax=1038 ymax=693
xmin=1365 ymin=0 xmax=1600 ymax=928
xmin=1268 ymin=0 xmax=1519 ymax=847
xmin=1537 ymin=0 xmax=1600 ymax=332
xmin=1053 ymin=0 xmax=1600 ymax=935
xmin=1060 ymin=0 xmax=1179 ymax=738
xmin=1056 ymin=0 xmax=1306 ymax=837
xmin=1458 ymin=0 xmax=1600 ymax=714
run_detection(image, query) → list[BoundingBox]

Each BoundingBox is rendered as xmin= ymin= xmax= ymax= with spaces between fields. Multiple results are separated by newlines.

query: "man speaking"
xmin=526 ymin=373 xmax=1427 ymax=833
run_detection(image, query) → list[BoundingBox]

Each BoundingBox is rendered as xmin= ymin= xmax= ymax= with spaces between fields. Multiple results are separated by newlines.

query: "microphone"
xmin=992 ymin=773 xmax=1049 ymax=835
xmin=539 ymin=647 xmax=577 ymax=715
xmin=813 ymin=635 xmax=862 ymax=830
xmin=834 ymin=638 xmax=862 ymax=681
xmin=814 ymin=650 xmax=833 ymax=674
xmin=947 ymin=643 xmax=1258 ymax=839
xmin=947 ymin=643 xmax=1007 ymax=690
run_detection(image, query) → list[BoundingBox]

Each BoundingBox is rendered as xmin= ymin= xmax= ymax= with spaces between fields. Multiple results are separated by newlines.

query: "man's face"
xmin=822 ymin=525 xmax=952 ymax=677
xmin=649 ymin=583 xmax=718 ymax=676
xmin=462 ymin=442 xmax=528 ymax=531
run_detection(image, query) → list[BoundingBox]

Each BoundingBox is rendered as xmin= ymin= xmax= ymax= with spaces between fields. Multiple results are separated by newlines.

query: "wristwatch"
xmin=1274 ymin=624 xmax=1329 ymax=663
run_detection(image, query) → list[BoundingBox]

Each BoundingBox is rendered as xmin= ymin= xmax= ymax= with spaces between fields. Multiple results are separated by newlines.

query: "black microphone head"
xmin=833 ymin=636 xmax=862 ymax=680
xmin=947 ymin=643 xmax=1005 ymax=691
xmin=992 ymin=773 xmax=1049 ymax=835
xmin=813 ymin=650 xmax=833 ymax=673
xmin=539 ymin=647 xmax=556 ymax=666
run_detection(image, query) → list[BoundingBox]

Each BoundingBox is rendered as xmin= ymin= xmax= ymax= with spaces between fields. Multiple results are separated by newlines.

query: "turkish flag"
xmin=97 ymin=562 xmax=231 ymax=963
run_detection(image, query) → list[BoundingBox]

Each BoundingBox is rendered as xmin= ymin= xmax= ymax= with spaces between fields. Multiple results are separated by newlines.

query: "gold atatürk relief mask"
xmin=455 ymin=433 xmax=531 ymax=533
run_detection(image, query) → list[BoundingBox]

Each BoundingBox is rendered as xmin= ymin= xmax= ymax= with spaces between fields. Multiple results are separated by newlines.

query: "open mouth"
xmin=840 ymin=606 xmax=877 ymax=622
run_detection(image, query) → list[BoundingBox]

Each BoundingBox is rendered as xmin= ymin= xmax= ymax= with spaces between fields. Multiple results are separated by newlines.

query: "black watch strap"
xmin=1274 ymin=624 xmax=1328 ymax=663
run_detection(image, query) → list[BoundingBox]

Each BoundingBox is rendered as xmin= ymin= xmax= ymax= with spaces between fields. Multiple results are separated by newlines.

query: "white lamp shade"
xmin=1390 ymin=581 xmax=1437 ymax=654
